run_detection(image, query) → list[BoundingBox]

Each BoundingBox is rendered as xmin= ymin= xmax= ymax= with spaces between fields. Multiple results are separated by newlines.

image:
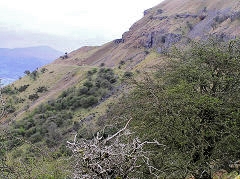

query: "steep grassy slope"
xmin=1 ymin=0 xmax=240 ymax=178
xmin=1 ymin=0 xmax=240 ymax=146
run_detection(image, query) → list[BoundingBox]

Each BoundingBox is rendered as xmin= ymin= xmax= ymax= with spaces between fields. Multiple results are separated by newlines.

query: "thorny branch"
xmin=67 ymin=118 xmax=165 ymax=179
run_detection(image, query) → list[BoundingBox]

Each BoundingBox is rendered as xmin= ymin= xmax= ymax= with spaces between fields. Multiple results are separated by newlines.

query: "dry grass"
xmin=10 ymin=63 xmax=91 ymax=120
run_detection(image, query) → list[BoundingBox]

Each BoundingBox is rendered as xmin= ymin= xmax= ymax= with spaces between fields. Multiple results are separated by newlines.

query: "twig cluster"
xmin=67 ymin=119 xmax=164 ymax=179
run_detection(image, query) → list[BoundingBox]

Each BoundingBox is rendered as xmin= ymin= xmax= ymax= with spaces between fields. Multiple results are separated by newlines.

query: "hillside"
xmin=1 ymin=0 xmax=240 ymax=178
xmin=11 ymin=0 xmax=239 ymax=119
xmin=0 ymin=46 xmax=62 ymax=85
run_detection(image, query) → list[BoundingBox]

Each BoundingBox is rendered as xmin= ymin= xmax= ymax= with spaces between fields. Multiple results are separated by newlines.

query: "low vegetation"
xmin=10 ymin=68 xmax=118 ymax=147
xmin=1 ymin=39 xmax=240 ymax=178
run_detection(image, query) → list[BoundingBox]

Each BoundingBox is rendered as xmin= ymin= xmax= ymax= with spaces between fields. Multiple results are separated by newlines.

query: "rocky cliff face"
xmin=55 ymin=0 xmax=240 ymax=69
xmin=121 ymin=0 xmax=240 ymax=53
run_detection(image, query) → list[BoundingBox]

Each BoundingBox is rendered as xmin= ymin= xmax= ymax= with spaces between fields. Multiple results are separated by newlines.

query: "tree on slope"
xmin=108 ymin=38 xmax=240 ymax=178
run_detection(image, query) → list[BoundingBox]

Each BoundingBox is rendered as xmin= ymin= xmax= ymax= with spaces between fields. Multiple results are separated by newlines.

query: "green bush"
xmin=5 ymin=103 xmax=16 ymax=113
xmin=2 ymin=86 xmax=17 ymax=95
xmin=29 ymin=93 xmax=39 ymax=101
xmin=37 ymin=86 xmax=48 ymax=93
xmin=30 ymin=70 xmax=38 ymax=80
xmin=108 ymin=39 xmax=240 ymax=178
xmin=83 ymin=81 xmax=93 ymax=88
xmin=18 ymin=84 xmax=29 ymax=92
xmin=41 ymin=68 xmax=48 ymax=73
xmin=79 ymin=86 xmax=88 ymax=95
xmin=123 ymin=71 xmax=133 ymax=78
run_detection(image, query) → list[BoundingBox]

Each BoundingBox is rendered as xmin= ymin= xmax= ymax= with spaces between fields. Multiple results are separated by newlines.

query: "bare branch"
xmin=67 ymin=118 xmax=165 ymax=178
xmin=105 ymin=118 xmax=132 ymax=142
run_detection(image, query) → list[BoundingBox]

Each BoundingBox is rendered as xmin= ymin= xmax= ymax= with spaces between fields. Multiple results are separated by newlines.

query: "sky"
xmin=0 ymin=0 xmax=163 ymax=52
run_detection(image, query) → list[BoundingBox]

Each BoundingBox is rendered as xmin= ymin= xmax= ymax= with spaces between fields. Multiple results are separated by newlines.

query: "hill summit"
xmin=54 ymin=0 xmax=240 ymax=68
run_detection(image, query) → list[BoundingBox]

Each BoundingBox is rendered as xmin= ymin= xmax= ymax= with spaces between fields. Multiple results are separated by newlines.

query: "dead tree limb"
xmin=67 ymin=118 xmax=165 ymax=178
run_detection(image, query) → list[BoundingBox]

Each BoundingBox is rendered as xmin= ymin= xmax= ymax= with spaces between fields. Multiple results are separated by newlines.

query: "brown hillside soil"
xmin=54 ymin=42 xmax=145 ymax=69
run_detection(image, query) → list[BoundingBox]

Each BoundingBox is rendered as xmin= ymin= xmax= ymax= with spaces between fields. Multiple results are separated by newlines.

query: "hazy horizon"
xmin=0 ymin=0 xmax=163 ymax=52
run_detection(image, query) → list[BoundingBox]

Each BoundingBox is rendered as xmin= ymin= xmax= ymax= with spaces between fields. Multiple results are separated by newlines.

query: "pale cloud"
xmin=0 ymin=0 xmax=163 ymax=51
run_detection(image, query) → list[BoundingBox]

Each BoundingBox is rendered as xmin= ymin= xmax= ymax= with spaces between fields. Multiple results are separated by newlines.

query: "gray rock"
xmin=150 ymin=16 xmax=168 ymax=20
xmin=144 ymin=8 xmax=153 ymax=16
xmin=143 ymin=31 xmax=182 ymax=50
xmin=114 ymin=39 xmax=124 ymax=44
xmin=157 ymin=9 xmax=163 ymax=15
xmin=175 ymin=14 xmax=198 ymax=19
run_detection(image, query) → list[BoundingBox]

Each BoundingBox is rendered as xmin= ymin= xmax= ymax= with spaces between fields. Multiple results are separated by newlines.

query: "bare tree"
xmin=67 ymin=119 xmax=165 ymax=179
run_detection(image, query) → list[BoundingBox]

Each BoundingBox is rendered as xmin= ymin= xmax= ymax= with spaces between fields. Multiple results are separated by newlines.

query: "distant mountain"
xmin=0 ymin=46 xmax=62 ymax=85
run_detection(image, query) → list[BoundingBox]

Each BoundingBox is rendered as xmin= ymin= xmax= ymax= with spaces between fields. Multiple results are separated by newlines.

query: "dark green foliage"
xmin=29 ymin=93 xmax=39 ymax=101
xmin=5 ymin=103 xmax=16 ymax=113
xmin=4 ymin=95 xmax=25 ymax=114
xmin=87 ymin=68 xmax=97 ymax=76
xmin=41 ymin=67 xmax=48 ymax=73
xmin=79 ymin=86 xmax=88 ymax=95
xmin=12 ymin=108 xmax=73 ymax=146
xmin=53 ymin=68 xmax=117 ymax=110
xmin=30 ymin=70 xmax=38 ymax=80
xmin=12 ymin=68 xmax=117 ymax=147
xmin=108 ymin=39 xmax=240 ymax=178
xmin=119 ymin=60 xmax=125 ymax=65
xmin=83 ymin=80 xmax=93 ymax=88
xmin=18 ymin=84 xmax=29 ymax=92
xmin=24 ymin=70 xmax=31 ymax=75
xmin=123 ymin=71 xmax=133 ymax=78
xmin=2 ymin=86 xmax=17 ymax=95
xmin=37 ymin=86 xmax=48 ymax=93
xmin=0 ymin=129 xmax=69 ymax=178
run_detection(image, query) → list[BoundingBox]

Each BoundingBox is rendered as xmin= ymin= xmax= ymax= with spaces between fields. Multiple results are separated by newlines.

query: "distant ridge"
xmin=0 ymin=46 xmax=62 ymax=85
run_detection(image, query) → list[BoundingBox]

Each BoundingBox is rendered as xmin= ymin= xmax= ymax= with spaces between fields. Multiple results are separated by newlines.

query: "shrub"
xmin=24 ymin=70 xmax=31 ymax=75
xmin=30 ymin=70 xmax=38 ymax=80
xmin=119 ymin=60 xmax=125 ymax=65
xmin=29 ymin=93 xmax=39 ymax=101
xmin=37 ymin=86 xmax=48 ymax=93
xmin=123 ymin=71 xmax=133 ymax=78
xmin=41 ymin=68 xmax=47 ymax=73
xmin=2 ymin=86 xmax=17 ymax=95
xmin=29 ymin=132 xmax=42 ymax=143
xmin=18 ymin=84 xmax=29 ymax=92
xmin=5 ymin=103 xmax=16 ymax=113
xmin=79 ymin=86 xmax=88 ymax=95
xmin=83 ymin=81 xmax=93 ymax=88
